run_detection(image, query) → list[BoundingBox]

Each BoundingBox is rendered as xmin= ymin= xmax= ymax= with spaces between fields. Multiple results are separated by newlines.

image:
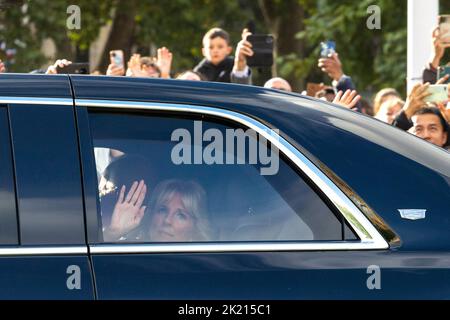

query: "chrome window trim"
xmin=0 ymin=246 xmax=87 ymax=256
xmin=90 ymin=242 xmax=381 ymax=254
xmin=78 ymin=98 xmax=389 ymax=252
xmin=0 ymin=97 xmax=73 ymax=106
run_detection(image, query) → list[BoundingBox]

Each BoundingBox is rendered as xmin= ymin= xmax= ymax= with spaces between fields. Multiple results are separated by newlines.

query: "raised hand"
xmin=106 ymin=180 xmax=147 ymax=240
xmin=333 ymin=89 xmax=361 ymax=109
xmin=46 ymin=59 xmax=72 ymax=74
xmin=435 ymin=79 xmax=450 ymax=122
xmin=157 ymin=47 xmax=173 ymax=79
xmin=436 ymin=74 xmax=450 ymax=85
xmin=106 ymin=63 xmax=125 ymax=76
xmin=403 ymin=83 xmax=431 ymax=119
xmin=0 ymin=59 xmax=5 ymax=73
xmin=318 ymin=52 xmax=343 ymax=81
xmin=126 ymin=53 xmax=146 ymax=77
xmin=234 ymin=28 xmax=254 ymax=72
xmin=431 ymin=27 xmax=450 ymax=69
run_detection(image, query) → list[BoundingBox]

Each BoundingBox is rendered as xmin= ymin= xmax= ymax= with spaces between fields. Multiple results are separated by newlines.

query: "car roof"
xmin=0 ymin=73 xmax=71 ymax=98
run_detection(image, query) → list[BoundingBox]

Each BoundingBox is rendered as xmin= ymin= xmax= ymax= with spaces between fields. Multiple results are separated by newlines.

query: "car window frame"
xmin=77 ymin=99 xmax=389 ymax=253
xmin=0 ymin=96 xmax=88 ymax=256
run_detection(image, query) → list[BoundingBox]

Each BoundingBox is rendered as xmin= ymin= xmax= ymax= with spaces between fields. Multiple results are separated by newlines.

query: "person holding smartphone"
xmin=193 ymin=27 xmax=253 ymax=84
xmin=106 ymin=50 xmax=125 ymax=76
xmin=422 ymin=22 xmax=450 ymax=84
xmin=317 ymin=50 xmax=362 ymax=112
xmin=232 ymin=28 xmax=254 ymax=84
xmin=392 ymin=79 xmax=449 ymax=150
xmin=392 ymin=75 xmax=449 ymax=131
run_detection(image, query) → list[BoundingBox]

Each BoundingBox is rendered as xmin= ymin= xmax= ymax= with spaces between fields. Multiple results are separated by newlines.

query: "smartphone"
xmin=246 ymin=34 xmax=274 ymax=67
xmin=424 ymin=84 xmax=448 ymax=103
xmin=437 ymin=66 xmax=450 ymax=84
xmin=110 ymin=50 xmax=124 ymax=69
xmin=439 ymin=15 xmax=450 ymax=44
xmin=320 ymin=41 xmax=336 ymax=57
xmin=56 ymin=62 xmax=89 ymax=74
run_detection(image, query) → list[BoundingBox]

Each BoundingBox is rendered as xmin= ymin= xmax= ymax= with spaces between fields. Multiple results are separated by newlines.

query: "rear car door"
xmin=0 ymin=75 xmax=94 ymax=299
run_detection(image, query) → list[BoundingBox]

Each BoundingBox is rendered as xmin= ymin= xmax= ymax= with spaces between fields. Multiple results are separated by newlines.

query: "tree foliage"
xmin=1 ymin=0 xmax=439 ymax=98
xmin=297 ymin=0 xmax=407 ymax=96
xmin=0 ymin=0 xmax=259 ymax=73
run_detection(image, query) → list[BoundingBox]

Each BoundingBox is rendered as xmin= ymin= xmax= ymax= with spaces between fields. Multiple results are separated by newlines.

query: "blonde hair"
xmin=148 ymin=179 xmax=211 ymax=241
xmin=373 ymin=88 xmax=401 ymax=115
xmin=374 ymin=97 xmax=405 ymax=124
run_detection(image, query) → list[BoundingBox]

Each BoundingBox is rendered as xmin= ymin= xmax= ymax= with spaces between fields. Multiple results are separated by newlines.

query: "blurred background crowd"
xmin=0 ymin=0 xmax=449 ymax=150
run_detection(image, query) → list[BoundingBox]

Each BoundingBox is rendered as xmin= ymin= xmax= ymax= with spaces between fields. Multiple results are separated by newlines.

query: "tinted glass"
xmin=9 ymin=104 xmax=85 ymax=245
xmin=0 ymin=106 xmax=18 ymax=245
xmin=89 ymin=110 xmax=354 ymax=243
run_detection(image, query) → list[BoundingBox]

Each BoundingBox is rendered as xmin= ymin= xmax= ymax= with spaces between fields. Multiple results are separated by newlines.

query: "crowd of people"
xmin=0 ymin=25 xmax=449 ymax=151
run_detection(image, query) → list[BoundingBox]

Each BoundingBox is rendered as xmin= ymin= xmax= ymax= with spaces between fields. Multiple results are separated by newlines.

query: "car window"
xmin=9 ymin=104 xmax=85 ymax=245
xmin=88 ymin=109 xmax=357 ymax=243
xmin=0 ymin=106 xmax=18 ymax=245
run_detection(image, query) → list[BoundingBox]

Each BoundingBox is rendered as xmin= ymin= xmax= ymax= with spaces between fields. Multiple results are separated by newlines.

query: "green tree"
xmin=297 ymin=0 xmax=407 ymax=96
xmin=0 ymin=0 xmax=418 ymax=99
xmin=0 ymin=0 xmax=257 ymax=74
xmin=0 ymin=0 xmax=113 ymax=71
xmin=257 ymin=0 xmax=308 ymax=91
